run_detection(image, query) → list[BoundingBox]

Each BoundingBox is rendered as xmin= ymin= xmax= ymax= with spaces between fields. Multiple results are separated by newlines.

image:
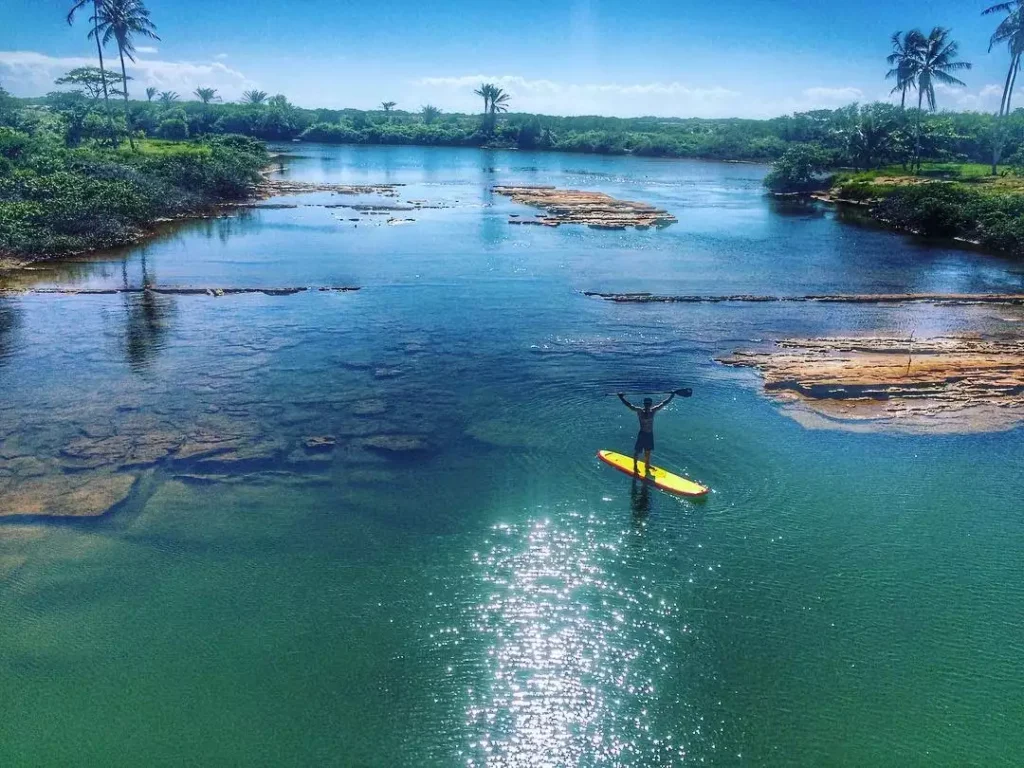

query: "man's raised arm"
xmin=617 ymin=393 xmax=639 ymax=411
xmin=652 ymin=392 xmax=676 ymax=411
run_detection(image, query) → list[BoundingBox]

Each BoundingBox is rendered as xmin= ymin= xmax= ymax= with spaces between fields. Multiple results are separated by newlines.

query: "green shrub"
xmin=763 ymin=144 xmax=832 ymax=193
xmin=157 ymin=118 xmax=188 ymax=140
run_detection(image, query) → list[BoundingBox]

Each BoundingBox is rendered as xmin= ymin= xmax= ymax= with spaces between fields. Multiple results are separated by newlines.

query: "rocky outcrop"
xmin=0 ymin=472 xmax=136 ymax=518
xmin=356 ymin=434 xmax=430 ymax=454
xmin=1 ymin=287 xmax=360 ymax=297
xmin=303 ymin=436 xmax=337 ymax=452
xmin=718 ymin=336 xmax=1024 ymax=433
xmin=585 ymin=291 xmax=1024 ymax=305
xmin=494 ymin=186 xmax=677 ymax=229
xmin=259 ymin=180 xmax=403 ymax=197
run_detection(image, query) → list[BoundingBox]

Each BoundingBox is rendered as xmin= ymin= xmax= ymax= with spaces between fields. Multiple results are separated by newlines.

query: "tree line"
xmin=13 ymin=0 xmax=1024 ymax=169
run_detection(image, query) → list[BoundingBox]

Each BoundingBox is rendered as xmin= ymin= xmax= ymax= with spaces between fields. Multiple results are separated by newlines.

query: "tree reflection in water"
xmin=0 ymin=296 xmax=20 ymax=370
xmin=121 ymin=253 xmax=175 ymax=372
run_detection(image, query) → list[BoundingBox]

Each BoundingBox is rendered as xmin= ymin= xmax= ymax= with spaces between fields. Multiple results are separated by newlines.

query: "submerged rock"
xmin=60 ymin=432 xmax=181 ymax=470
xmin=352 ymin=399 xmax=388 ymax=416
xmin=0 ymin=472 xmax=136 ymax=517
xmin=356 ymin=434 xmax=430 ymax=454
xmin=303 ymin=435 xmax=337 ymax=452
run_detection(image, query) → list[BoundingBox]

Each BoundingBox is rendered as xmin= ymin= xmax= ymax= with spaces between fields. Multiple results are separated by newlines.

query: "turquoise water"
xmin=1 ymin=145 xmax=1023 ymax=766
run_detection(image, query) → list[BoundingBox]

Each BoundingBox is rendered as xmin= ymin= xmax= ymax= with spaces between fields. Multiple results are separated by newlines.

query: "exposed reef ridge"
xmin=494 ymin=186 xmax=677 ymax=229
xmin=584 ymin=291 xmax=1024 ymax=305
xmin=258 ymin=180 xmax=404 ymax=197
xmin=0 ymin=286 xmax=360 ymax=297
xmin=717 ymin=336 xmax=1024 ymax=433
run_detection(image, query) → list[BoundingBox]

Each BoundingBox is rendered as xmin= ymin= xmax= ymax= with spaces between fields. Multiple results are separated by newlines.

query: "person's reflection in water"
xmin=630 ymin=476 xmax=651 ymax=518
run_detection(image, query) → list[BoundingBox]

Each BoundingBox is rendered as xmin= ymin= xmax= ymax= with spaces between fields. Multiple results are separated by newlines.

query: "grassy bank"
xmin=826 ymin=164 xmax=1024 ymax=254
xmin=0 ymin=132 xmax=268 ymax=263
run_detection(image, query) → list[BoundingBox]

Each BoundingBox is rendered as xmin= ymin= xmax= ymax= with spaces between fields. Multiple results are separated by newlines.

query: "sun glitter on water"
xmin=461 ymin=508 xmax=694 ymax=766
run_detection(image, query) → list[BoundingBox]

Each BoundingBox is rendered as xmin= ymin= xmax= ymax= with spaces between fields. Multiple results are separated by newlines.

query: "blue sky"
xmin=0 ymin=0 xmax=1016 ymax=117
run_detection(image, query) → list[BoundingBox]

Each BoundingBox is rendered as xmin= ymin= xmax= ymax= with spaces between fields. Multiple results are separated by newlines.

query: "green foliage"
xmin=0 ymin=121 xmax=267 ymax=259
xmin=54 ymin=67 xmax=113 ymax=100
xmin=421 ymin=104 xmax=441 ymax=125
xmin=873 ymin=183 xmax=1024 ymax=252
xmin=764 ymin=145 xmax=833 ymax=192
xmin=157 ymin=117 xmax=188 ymax=139
xmin=0 ymin=85 xmax=13 ymax=126
xmin=241 ymin=90 xmax=268 ymax=105
xmin=194 ymin=87 xmax=219 ymax=104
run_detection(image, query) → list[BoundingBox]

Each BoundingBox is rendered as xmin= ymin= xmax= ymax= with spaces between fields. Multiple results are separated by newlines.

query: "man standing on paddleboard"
xmin=617 ymin=392 xmax=677 ymax=475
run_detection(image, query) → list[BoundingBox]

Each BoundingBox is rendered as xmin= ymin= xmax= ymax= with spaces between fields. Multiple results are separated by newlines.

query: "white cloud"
xmin=800 ymin=86 xmax=864 ymax=104
xmin=415 ymin=73 xmax=739 ymax=117
xmin=214 ymin=53 xmax=229 ymax=60
xmin=932 ymin=82 xmax=1003 ymax=112
xmin=0 ymin=50 xmax=256 ymax=100
xmin=135 ymin=46 xmax=158 ymax=55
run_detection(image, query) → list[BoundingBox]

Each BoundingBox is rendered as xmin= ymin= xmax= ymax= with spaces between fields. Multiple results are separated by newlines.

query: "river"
xmin=1 ymin=144 xmax=1023 ymax=766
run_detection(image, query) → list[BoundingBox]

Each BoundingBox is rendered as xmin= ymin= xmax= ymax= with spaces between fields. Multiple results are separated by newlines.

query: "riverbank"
xmin=768 ymin=162 xmax=1024 ymax=257
xmin=0 ymin=135 xmax=268 ymax=267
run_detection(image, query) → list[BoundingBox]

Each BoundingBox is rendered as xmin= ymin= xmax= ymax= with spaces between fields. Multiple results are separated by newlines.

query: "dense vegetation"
xmin=830 ymin=167 xmax=1024 ymax=252
xmin=15 ymin=89 xmax=1024 ymax=165
xmin=4 ymin=0 xmax=1024 ymax=259
xmin=0 ymin=92 xmax=267 ymax=260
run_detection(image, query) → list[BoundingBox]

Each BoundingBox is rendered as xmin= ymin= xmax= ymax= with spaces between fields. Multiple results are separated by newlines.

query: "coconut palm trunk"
xmin=914 ymin=89 xmax=924 ymax=171
xmin=993 ymin=55 xmax=1016 ymax=173
xmin=91 ymin=0 xmax=116 ymax=141
xmin=117 ymin=45 xmax=134 ymax=150
xmin=1008 ymin=55 xmax=1020 ymax=112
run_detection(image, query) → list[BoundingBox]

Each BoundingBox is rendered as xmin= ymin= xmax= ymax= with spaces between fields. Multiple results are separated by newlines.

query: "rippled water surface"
xmin=2 ymin=146 xmax=1023 ymax=766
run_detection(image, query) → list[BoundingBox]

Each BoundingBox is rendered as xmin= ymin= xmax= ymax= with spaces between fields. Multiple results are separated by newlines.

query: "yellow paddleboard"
xmin=597 ymin=449 xmax=709 ymax=498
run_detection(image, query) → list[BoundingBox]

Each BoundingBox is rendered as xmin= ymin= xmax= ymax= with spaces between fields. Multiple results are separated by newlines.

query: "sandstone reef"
xmin=718 ymin=335 xmax=1024 ymax=433
xmin=494 ymin=186 xmax=677 ymax=229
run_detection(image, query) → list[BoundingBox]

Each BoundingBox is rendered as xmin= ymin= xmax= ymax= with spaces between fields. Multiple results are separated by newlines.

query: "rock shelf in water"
xmin=717 ymin=336 xmax=1024 ymax=433
xmin=258 ymin=180 xmax=403 ymax=197
xmin=0 ymin=287 xmax=360 ymax=297
xmin=493 ymin=186 xmax=677 ymax=229
xmin=585 ymin=291 xmax=1024 ymax=305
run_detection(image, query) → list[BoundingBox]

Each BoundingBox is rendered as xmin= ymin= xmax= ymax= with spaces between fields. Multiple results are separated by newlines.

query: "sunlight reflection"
xmin=463 ymin=509 xmax=692 ymax=766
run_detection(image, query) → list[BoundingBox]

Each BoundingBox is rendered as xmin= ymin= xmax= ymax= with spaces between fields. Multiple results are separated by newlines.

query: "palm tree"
xmin=421 ymin=104 xmax=441 ymax=124
xmin=194 ymin=87 xmax=220 ymax=104
xmin=886 ymin=30 xmax=924 ymax=109
xmin=241 ymin=89 xmax=268 ymax=105
xmin=380 ymin=101 xmax=396 ymax=112
xmin=489 ymin=88 xmax=510 ymax=115
xmin=267 ymin=94 xmax=290 ymax=109
xmin=986 ymin=2 xmax=1024 ymax=117
xmin=92 ymin=0 xmax=159 ymax=150
xmin=158 ymin=90 xmax=178 ymax=104
xmin=984 ymin=2 xmax=1024 ymax=172
xmin=474 ymin=83 xmax=495 ymax=114
xmin=145 ymin=85 xmax=156 ymax=101
xmin=911 ymin=27 xmax=971 ymax=170
xmin=66 ymin=0 xmax=115 ymax=139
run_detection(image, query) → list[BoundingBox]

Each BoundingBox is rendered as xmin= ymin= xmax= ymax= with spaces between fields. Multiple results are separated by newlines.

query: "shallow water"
xmin=2 ymin=145 xmax=1023 ymax=766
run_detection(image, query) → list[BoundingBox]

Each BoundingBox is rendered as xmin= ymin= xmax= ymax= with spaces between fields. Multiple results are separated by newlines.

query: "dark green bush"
xmin=157 ymin=118 xmax=188 ymax=140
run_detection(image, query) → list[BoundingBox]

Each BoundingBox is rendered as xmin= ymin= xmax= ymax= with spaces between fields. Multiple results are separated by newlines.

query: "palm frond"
xmin=931 ymin=70 xmax=968 ymax=88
